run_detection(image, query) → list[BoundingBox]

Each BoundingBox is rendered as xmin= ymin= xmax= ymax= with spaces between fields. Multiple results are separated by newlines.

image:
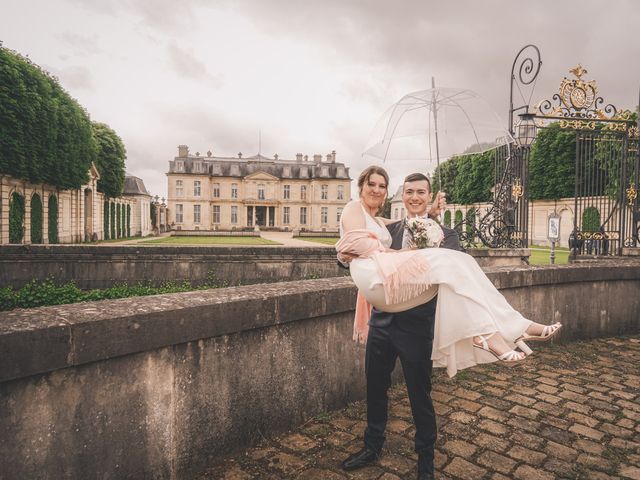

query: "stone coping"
xmin=1 ymin=262 xmax=639 ymax=384
xmin=0 ymin=244 xmax=336 ymax=256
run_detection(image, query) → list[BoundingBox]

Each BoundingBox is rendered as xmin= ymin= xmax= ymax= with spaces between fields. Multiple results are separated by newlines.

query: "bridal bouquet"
xmin=405 ymin=217 xmax=444 ymax=249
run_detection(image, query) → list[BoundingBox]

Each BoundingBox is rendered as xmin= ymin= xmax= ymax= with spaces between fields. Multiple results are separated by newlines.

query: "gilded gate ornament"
xmin=627 ymin=182 xmax=638 ymax=206
xmin=536 ymin=65 xmax=625 ymax=129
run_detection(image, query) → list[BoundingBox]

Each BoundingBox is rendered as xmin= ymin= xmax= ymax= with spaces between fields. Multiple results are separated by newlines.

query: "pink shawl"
xmin=336 ymin=229 xmax=431 ymax=343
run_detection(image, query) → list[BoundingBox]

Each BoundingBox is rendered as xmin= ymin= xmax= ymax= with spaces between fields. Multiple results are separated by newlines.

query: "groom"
xmin=341 ymin=173 xmax=463 ymax=480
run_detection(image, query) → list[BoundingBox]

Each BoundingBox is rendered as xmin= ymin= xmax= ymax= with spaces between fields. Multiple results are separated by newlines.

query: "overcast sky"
xmin=2 ymin=0 xmax=639 ymax=198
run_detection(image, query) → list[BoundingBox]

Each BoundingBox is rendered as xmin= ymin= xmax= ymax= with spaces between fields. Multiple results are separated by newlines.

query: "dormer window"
xmin=231 ymin=165 xmax=240 ymax=176
xmin=212 ymin=164 xmax=221 ymax=175
xmin=300 ymin=167 xmax=308 ymax=178
xmin=321 ymin=166 xmax=329 ymax=177
xmin=175 ymin=161 xmax=184 ymax=172
xmin=283 ymin=166 xmax=291 ymax=177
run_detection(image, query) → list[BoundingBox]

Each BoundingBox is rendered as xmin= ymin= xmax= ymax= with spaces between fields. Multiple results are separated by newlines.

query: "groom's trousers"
xmin=364 ymin=298 xmax=437 ymax=464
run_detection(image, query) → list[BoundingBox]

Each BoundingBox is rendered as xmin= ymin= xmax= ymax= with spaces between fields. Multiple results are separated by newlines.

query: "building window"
xmin=258 ymin=184 xmax=265 ymax=200
xmin=231 ymin=183 xmax=238 ymax=198
xmin=337 ymin=207 xmax=343 ymax=223
xmin=194 ymin=181 xmax=201 ymax=197
xmin=401 ymin=207 xmax=405 ymax=218
xmin=176 ymin=161 xmax=184 ymax=172
xmin=300 ymin=207 xmax=307 ymax=225
xmin=321 ymin=207 xmax=328 ymax=224
xmin=213 ymin=183 xmax=220 ymax=198
xmin=175 ymin=204 xmax=183 ymax=223
xmin=176 ymin=180 xmax=183 ymax=197
xmin=283 ymin=185 xmax=290 ymax=200
xmin=283 ymin=166 xmax=291 ymax=177
xmin=301 ymin=185 xmax=307 ymax=200
xmin=337 ymin=185 xmax=344 ymax=200
xmin=231 ymin=165 xmax=240 ymax=176
xmin=321 ymin=184 xmax=328 ymax=200
xmin=283 ymin=206 xmax=290 ymax=225
xmin=194 ymin=162 xmax=203 ymax=173
xmin=213 ymin=205 xmax=220 ymax=224
xmin=394 ymin=208 xmax=399 ymax=220
xmin=194 ymin=204 xmax=201 ymax=224
xmin=231 ymin=206 xmax=238 ymax=224
xmin=321 ymin=167 xmax=329 ymax=177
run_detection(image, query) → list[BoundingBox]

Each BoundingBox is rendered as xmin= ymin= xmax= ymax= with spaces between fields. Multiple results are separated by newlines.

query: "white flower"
xmin=406 ymin=217 xmax=444 ymax=248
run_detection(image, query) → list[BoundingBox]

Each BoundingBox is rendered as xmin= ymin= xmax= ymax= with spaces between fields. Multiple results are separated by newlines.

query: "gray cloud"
xmin=166 ymin=43 xmax=224 ymax=87
xmin=57 ymin=32 xmax=103 ymax=56
xmin=47 ymin=64 xmax=94 ymax=90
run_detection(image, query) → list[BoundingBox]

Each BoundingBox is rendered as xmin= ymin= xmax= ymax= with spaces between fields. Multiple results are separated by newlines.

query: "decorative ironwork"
xmin=455 ymin=149 xmax=528 ymax=249
xmin=511 ymin=178 xmax=523 ymax=201
xmin=508 ymin=44 xmax=542 ymax=137
xmin=536 ymin=65 xmax=625 ymax=128
xmin=628 ymin=182 xmax=638 ymax=206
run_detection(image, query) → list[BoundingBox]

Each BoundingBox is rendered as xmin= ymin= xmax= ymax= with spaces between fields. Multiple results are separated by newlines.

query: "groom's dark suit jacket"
xmin=369 ymin=221 xmax=463 ymax=331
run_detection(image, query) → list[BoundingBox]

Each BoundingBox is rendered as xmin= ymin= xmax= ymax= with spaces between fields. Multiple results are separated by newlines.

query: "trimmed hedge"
xmin=9 ymin=191 xmax=24 ymax=243
xmin=48 ymin=194 xmax=58 ymax=243
xmin=0 ymin=45 xmax=96 ymax=189
xmin=30 ymin=192 xmax=43 ymax=243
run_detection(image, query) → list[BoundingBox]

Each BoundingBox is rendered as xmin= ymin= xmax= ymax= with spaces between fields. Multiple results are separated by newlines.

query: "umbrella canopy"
xmin=363 ymin=87 xmax=513 ymax=172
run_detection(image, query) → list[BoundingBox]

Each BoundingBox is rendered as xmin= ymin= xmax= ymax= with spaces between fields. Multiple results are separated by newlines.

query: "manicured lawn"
xmin=140 ymin=236 xmax=281 ymax=245
xmin=529 ymin=245 xmax=569 ymax=265
xmin=297 ymin=237 xmax=338 ymax=245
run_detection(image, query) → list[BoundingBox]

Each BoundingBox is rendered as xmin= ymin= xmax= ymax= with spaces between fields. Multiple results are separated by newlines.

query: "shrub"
xmin=30 ymin=192 xmax=43 ymax=243
xmin=9 ymin=191 xmax=24 ymax=243
xmin=48 ymin=194 xmax=58 ymax=243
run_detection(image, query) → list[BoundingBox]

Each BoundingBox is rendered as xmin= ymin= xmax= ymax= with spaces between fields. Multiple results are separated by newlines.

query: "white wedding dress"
xmin=344 ymin=205 xmax=533 ymax=377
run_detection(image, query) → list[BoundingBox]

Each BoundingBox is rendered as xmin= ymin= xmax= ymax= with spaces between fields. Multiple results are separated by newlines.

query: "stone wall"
xmin=0 ymin=245 xmax=347 ymax=289
xmin=1 ymin=264 xmax=639 ymax=479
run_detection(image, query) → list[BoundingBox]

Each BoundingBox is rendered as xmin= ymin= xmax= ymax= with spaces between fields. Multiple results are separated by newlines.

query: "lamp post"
xmin=516 ymin=110 xmax=537 ymax=148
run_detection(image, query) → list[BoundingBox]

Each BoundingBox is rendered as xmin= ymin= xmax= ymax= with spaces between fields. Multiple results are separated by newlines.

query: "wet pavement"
xmin=200 ymin=336 xmax=640 ymax=480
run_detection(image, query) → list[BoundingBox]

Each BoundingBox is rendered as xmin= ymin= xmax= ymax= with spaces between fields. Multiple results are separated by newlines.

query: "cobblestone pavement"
xmin=200 ymin=336 xmax=640 ymax=480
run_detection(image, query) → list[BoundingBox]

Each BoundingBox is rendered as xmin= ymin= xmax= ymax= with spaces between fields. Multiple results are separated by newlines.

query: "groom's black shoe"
xmin=341 ymin=447 xmax=380 ymax=471
xmin=417 ymin=453 xmax=435 ymax=480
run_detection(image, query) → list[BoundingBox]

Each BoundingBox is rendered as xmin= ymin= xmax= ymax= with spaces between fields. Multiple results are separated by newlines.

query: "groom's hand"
xmin=428 ymin=191 xmax=447 ymax=219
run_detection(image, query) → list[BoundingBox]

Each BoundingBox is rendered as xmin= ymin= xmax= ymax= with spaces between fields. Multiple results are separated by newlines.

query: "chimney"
xmin=331 ymin=150 xmax=337 ymax=162
xmin=178 ymin=145 xmax=189 ymax=157
xmin=296 ymin=153 xmax=303 ymax=162
xmin=304 ymin=155 xmax=308 ymax=161
xmin=313 ymin=154 xmax=322 ymax=163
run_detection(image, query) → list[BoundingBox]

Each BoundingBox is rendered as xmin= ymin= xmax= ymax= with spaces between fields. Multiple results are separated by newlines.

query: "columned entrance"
xmin=247 ymin=206 xmax=276 ymax=227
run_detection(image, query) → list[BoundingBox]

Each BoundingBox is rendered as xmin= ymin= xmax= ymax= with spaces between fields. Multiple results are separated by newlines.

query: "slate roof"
xmin=123 ymin=175 xmax=151 ymax=196
xmin=167 ymin=152 xmax=351 ymax=180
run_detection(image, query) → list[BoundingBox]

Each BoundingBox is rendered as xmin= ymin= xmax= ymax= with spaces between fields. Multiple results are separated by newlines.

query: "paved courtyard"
xmin=200 ymin=336 xmax=640 ymax=480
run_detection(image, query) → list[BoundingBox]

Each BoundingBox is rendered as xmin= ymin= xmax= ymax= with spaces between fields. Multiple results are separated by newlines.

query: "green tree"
xmin=0 ymin=45 xmax=96 ymax=188
xmin=528 ymin=123 xmax=576 ymax=200
xmin=48 ymin=194 xmax=58 ymax=243
xmin=92 ymin=122 xmax=126 ymax=198
xmin=30 ymin=193 xmax=43 ymax=243
xmin=454 ymin=210 xmax=463 ymax=234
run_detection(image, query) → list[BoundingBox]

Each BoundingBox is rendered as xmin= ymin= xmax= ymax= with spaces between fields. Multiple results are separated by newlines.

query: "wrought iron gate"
xmin=535 ymin=65 xmax=639 ymax=258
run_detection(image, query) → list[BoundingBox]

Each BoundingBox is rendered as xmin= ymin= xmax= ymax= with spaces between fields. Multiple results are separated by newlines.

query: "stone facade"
xmin=122 ymin=174 xmax=152 ymax=237
xmin=0 ymin=169 xmax=150 ymax=244
xmin=166 ymin=146 xmax=351 ymax=232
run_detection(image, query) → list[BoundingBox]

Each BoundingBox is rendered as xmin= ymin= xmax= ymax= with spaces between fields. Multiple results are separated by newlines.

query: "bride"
xmin=337 ymin=166 xmax=561 ymax=377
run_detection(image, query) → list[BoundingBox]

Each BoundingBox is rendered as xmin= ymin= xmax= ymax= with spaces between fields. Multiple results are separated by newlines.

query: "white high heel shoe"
xmin=473 ymin=333 xmax=527 ymax=365
xmin=514 ymin=323 xmax=562 ymax=356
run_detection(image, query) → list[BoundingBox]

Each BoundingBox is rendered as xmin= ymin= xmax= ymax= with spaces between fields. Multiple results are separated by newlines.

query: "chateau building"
xmin=166 ymin=146 xmax=351 ymax=232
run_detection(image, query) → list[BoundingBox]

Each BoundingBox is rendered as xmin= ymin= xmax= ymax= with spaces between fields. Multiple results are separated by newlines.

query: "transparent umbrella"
xmin=363 ymin=85 xmax=513 ymax=185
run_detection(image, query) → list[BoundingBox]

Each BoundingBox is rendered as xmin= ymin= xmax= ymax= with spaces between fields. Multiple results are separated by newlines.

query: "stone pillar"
xmin=0 ymin=176 xmax=6 ymax=244
xmin=23 ymin=183 xmax=30 ymax=245
xmin=266 ymin=206 xmax=270 ymax=227
xmin=42 ymin=187 xmax=49 ymax=244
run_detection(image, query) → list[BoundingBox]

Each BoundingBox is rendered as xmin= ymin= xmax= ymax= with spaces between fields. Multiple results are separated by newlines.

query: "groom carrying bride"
xmin=340 ymin=173 xmax=461 ymax=480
